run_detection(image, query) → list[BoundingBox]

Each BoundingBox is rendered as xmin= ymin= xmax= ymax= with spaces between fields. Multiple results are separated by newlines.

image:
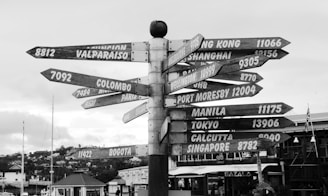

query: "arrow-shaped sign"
xmin=27 ymin=47 xmax=148 ymax=62
xmin=41 ymin=68 xmax=150 ymax=96
xmin=122 ymin=101 xmax=148 ymax=123
xmin=183 ymin=62 xmax=264 ymax=83
xmin=159 ymin=117 xmax=171 ymax=142
xmin=169 ymin=102 xmax=293 ymax=120
xmin=178 ymin=49 xmax=288 ymax=62
xmin=166 ymin=54 xmax=268 ymax=93
xmin=170 ymin=117 xmax=294 ymax=132
xmin=82 ymin=93 xmax=148 ymax=109
xmin=167 ymin=54 xmax=269 ymax=84
xmin=169 ymin=132 xmax=291 ymax=144
xmin=165 ymin=83 xmax=262 ymax=107
xmin=165 ymin=34 xmax=204 ymax=71
xmin=55 ymin=42 xmax=148 ymax=51
xmin=169 ymin=70 xmax=263 ymax=84
xmin=165 ymin=61 xmax=223 ymax=93
xmin=169 ymin=37 xmax=290 ymax=51
xmin=211 ymin=71 xmax=263 ymax=83
xmin=186 ymin=81 xmax=234 ymax=91
xmin=171 ymin=138 xmax=274 ymax=156
xmin=70 ymin=144 xmax=148 ymax=159
xmin=72 ymin=76 xmax=148 ymax=98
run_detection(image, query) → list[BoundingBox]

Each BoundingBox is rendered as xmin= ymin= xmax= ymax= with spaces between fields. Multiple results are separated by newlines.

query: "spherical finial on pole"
xmin=150 ymin=20 xmax=167 ymax=38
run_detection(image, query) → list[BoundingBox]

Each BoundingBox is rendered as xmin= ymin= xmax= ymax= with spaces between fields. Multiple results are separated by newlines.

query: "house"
xmin=3 ymin=164 xmax=26 ymax=183
xmin=52 ymin=173 xmax=105 ymax=196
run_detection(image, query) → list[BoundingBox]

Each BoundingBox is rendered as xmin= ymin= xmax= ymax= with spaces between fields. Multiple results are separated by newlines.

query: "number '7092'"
xmin=50 ymin=70 xmax=72 ymax=82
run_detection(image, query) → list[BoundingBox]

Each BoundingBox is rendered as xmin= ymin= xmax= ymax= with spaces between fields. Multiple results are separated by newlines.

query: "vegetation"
xmin=0 ymin=145 xmax=148 ymax=183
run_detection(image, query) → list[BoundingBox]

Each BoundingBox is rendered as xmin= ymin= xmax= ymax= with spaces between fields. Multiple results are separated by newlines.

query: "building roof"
xmin=8 ymin=164 xmax=21 ymax=171
xmin=53 ymin=173 xmax=105 ymax=187
xmin=108 ymin=177 xmax=126 ymax=185
xmin=287 ymin=112 xmax=328 ymax=123
xmin=169 ymin=163 xmax=277 ymax=176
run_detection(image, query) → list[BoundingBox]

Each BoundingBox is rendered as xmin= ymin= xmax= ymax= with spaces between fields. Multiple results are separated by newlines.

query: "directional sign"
xmin=159 ymin=117 xmax=171 ymax=142
xmin=167 ymin=54 xmax=269 ymax=83
xmin=166 ymin=54 xmax=268 ymax=93
xmin=73 ymin=88 xmax=113 ymax=99
xmin=170 ymin=138 xmax=274 ymax=156
xmin=82 ymin=93 xmax=148 ymax=109
xmin=169 ymin=132 xmax=291 ymax=144
xmin=165 ymin=61 xmax=223 ymax=93
xmin=73 ymin=76 xmax=148 ymax=98
xmin=169 ymin=37 xmax=290 ymax=51
xmin=41 ymin=68 xmax=149 ymax=96
xmin=165 ymin=83 xmax=262 ymax=107
xmin=170 ymin=117 xmax=294 ymax=132
xmin=27 ymin=47 xmax=149 ymax=62
xmin=123 ymin=101 xmax=148 ymax=123
xmin=166 ymin=34 xmax=204 ymax=71
xmin=56 ymin=42 xmax=148 ymax=51
xmin=184 ymin=63 xmax=263 ymax=83
xmin=176 ymin=49 xmax=288 ymax=62
xmin=211 ymin=71 xmax=263 ymax=83
xmin=169 ymin=102 xmax=293 ymax=120
xmin=186 ymin=81 xmax=233 ymax=91
xmin=70 ymin=144 xmax=148 ymax=159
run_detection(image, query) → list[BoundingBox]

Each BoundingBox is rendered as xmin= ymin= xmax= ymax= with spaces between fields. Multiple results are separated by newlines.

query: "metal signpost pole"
xmin=148 ymin=21 xmax=168 ymax=196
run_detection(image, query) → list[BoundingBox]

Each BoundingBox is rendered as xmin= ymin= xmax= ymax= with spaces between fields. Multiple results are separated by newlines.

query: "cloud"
xmin=0 ymin=111 xmax=71 ymax=155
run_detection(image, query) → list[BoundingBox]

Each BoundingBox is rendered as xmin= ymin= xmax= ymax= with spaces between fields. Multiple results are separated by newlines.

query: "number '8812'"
xmin=34 ymin=48 xmax=56 ymax=57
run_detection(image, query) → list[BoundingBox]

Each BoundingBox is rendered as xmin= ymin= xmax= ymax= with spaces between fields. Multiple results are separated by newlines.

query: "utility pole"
xmin=50 ymin=96 xmax=54 ymax=196
xmin=21 ymin=121 xmax=25 ymax=196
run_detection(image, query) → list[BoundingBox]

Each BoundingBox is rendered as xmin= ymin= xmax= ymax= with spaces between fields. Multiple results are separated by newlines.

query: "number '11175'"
xmin=258 ymin=104 xmax=282 ymax=114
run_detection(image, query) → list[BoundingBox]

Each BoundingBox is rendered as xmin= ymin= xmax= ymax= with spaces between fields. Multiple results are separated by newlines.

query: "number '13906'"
xmin=252 ymin=118 xmax=280 ymax=128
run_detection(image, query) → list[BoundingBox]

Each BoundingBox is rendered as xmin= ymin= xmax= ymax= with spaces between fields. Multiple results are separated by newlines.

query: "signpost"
xmin=186 ymin=81 xmax=233 ymax=91
xmin=159 ymin=117 xmax=171 ymax=142
xmin=211 ymin=71 xmax=263 ymax=83
xmin=170 ymin=138 xmax=274 ymax=156
xmin=70 ymin=144 xmax=148 ymax=159
xmin=165 ymin=83 xmax=262 ymax=107
xmin=165 ymin=60 xmax=223 ymax=93
xmin=56 ymin=41 xmax=148 ymax=51
xmin=73 ymin=76 xmax=148 ymax=98
xmin=41 ymin=68 xmax=150 ymax=96
xmin=169 ymin=132 xmax=291 ymax=144
xmin=169 ymin=102 xmax=293 ymax=119
xmin=181 ymin=49 xmax=288 ymax=62
xmin=122 ymin=101 xmax=148 ymax=123
xmin=169 ymin=37 xmax=290 ymax=51
xmin=29 ymin=21 xmax=292 ymax=196
xmin=81 ymin=93 xmax=147 ymax=109
xmin=27 ymin=47 xmax=149 ymax=62
xmin=165 ymin=34 xmax=204 ymax=71
xmin=167 ymin=54 xmax=269 ymax=83
xmin=169 ymin=117 xmax=294 ymax=132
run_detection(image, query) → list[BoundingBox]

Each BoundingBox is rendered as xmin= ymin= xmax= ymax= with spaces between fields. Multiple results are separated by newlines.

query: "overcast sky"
xmin=0 ymin=0 xmax=327 ymax=155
